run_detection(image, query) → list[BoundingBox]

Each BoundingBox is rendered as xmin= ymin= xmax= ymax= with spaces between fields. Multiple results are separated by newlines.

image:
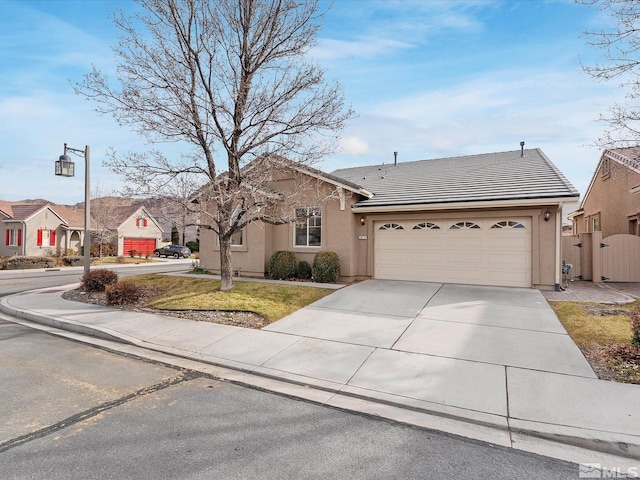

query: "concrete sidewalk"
xmin=1 ymin=281 xmax=639 ymax=474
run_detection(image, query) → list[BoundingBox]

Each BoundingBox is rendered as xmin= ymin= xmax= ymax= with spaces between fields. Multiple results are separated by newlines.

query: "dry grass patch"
xmin=91 ymin=256 xmax=158 ymax=265
xmin=550 ymin=301 xmax=639 ymax=384
xmin=124 ymin=274 xmax=334 ymax=322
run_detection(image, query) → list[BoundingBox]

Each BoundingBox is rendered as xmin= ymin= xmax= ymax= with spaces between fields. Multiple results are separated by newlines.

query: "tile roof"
xmin=0 ymin=200 xmax=154 ymax=230
xmin=604 ymin=147 xmax=640 ymax=174
xmin=3 ymin=203 xmax=49 ymax=220
xmin=331 ymin=148 xmax=578 ymax=208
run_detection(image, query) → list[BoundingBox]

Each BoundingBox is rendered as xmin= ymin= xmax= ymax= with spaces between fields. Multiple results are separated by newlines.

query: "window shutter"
xmin=50 ymin=229 xmax=56 ymax=245
xmin=143 ymin=218 xmax=148 ymax=227
xmin=5 ymin=230 xmax=9 ymax=246
xmin=136 ymin=218 xmax=140 ymax=227
xmin=37 ymin=229 xmax=43 ymax=246
xmin=17 ymin=229 xmax=22 ymax=246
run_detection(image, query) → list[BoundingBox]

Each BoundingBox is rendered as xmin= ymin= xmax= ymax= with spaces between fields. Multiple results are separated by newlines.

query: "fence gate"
xmin=601 ymin=234 xmax=640 ymax=282
xmin=561 ymin=235 xmax=582 ymax=280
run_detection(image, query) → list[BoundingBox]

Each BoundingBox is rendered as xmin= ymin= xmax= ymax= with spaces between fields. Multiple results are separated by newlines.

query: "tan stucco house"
xmin=0 ymin=201 xmax=162 ymax=258
xmin=200 ymin=147 xmax=579 ymax=290
xmin=570 ymin=147 xmax=640 ymax=238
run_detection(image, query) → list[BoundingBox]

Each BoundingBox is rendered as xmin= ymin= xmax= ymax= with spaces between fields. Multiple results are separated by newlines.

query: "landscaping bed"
xmin=550 ymin=301 xmax=640 ymax=384
xmin=62 ymin=273 xmax=334 ymax=329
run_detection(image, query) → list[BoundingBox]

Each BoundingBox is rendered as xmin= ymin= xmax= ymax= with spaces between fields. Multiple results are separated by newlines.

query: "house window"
xmin=295 ymin=207 xmax=322 ymax=247
xmin=592 ymin=216 xmax=601 ymax=232
xmin=231 ymin=229 xmax=243 ymax=246
xmin=136 ymin=217 xmax=148 ymax=227
xmin=602 ymin=157 xmax=611 ymax=177
xmin=5 ymin=228 xmax=22 ymax=246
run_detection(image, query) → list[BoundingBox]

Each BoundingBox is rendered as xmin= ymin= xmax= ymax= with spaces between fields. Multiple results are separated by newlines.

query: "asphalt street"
xmin=0 ymin=318 xmax=587 ymax=480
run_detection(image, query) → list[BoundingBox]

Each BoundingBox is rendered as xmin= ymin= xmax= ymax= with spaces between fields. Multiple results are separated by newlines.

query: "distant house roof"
xmin=604 ymin=147 xmax=640 ymax=174
xmin=578 ymin=146 xmax=640 ymax=209
xmin=331 ymin=148 xmax=578 ymax=210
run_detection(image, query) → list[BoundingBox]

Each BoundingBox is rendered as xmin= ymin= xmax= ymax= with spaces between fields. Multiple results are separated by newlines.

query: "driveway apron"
xmin=264 ymin=280 xmax=597 ymax=416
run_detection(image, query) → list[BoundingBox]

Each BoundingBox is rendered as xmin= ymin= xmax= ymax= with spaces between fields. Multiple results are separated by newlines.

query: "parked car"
xmin=153 ymin=245 xmax=191 ymax=259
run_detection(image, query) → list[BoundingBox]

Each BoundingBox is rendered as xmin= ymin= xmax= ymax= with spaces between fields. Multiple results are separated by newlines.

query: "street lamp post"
xmin=56 ymin=143 xmax=90 ymax=276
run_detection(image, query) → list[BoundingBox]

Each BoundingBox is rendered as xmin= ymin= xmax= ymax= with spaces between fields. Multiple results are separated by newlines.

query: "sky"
xmin=0 ymin=0 xmax=626 ymax=205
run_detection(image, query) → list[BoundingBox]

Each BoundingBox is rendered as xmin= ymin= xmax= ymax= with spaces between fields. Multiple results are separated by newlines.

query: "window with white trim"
xmin=7 ymin=228 xmax=21 ymax=246
xmin=216 ymin=229 xmax=244 ymax=247
xmin=295 ymin=207 xmax=322 ymax=247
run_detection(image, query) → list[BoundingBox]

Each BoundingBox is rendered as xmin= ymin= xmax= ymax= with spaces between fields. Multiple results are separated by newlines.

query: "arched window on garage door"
xmin=378 ymin=223 xmax=404 ymax=230
xmin=412 ymin=222 xmax=441 ymax=230
xmin=490 ymin=220 xmax=526 ymax=229
xmin=449 ymin=221 xmax=480 ymax=230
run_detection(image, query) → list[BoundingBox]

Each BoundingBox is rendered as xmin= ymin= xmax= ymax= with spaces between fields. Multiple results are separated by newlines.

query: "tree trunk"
xmin=219 ymin=234 xmax=234 ymax=291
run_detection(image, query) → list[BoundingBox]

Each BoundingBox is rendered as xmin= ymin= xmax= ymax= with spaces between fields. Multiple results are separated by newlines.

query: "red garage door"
xmin=123 ymin=238 xmax=156 ymax=257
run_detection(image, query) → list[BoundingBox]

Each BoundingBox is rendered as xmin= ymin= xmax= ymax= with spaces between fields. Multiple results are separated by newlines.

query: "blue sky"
xmin=0 ymin=0 xmax=623 ymax=205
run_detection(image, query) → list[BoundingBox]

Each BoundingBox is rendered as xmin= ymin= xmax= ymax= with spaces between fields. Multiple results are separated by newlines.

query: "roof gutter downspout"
xmin=20 ymin=220 xmax=26 ymax=256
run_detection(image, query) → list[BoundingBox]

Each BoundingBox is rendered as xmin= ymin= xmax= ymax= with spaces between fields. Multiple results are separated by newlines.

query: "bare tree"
xmin=91 ymin=184 xmax=125 ymax=258
xmin=581 ymin=0 xmax=640 ymax=146
xmin=76 ymin=0 xmax=351 ymax=290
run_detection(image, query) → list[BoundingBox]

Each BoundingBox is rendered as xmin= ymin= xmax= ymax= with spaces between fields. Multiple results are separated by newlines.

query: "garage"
xmin=123 ymin=237 xmax=157 ymax=257
xmin=374 ymin=218 xmax=532 ymax=287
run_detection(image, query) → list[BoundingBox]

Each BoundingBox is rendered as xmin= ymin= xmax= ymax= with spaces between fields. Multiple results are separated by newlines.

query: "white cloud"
xmin=312 ymin=37 xmax=414 ymax=61
xmin=339 ymin=136 xmax=370 ymax=156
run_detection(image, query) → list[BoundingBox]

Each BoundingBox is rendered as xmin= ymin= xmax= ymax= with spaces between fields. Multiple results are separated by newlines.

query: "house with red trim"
xmin=0 ymin=201 xmax=163 ymax=258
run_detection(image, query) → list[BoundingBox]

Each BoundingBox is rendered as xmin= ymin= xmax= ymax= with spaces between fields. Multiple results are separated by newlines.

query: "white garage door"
xmin=374 ymin=218 xmax=531 ymax=287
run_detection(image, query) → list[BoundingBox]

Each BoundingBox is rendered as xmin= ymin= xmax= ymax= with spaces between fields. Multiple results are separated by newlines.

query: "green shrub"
xmin=1 ymin=256 xmax=55 ymax=270
xmin=106 ymin=281 xmax=142 ymax=306
xmin=62 ymin=255 xmax=84 ymax=267
xmin=80 ymin=268 xmax=118 ymax=292
xmin=312 ymin=251 xmax=341 ymax=283
xmin=268 ymin=250 xmax=298 ymax=280
xmin=186 ymin=240 xmax=199 ymax=252
xmin=298 ymin=260 xmax=312 ymax=279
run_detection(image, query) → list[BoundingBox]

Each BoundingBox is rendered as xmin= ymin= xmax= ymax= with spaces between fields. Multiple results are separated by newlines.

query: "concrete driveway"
xmin=264 ymin=280 xmax=596 ymax=378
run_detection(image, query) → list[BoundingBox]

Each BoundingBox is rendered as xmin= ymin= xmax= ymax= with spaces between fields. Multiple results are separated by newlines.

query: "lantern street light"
xmin=56 ymin=143 xmax=90 ymax=276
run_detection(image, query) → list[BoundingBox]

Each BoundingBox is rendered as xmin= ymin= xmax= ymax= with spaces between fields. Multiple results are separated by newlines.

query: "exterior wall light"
xmin=360 ymin=217 xmax=365 ymax=225
xmin=544 ymin=209 xmax=551 ymax=222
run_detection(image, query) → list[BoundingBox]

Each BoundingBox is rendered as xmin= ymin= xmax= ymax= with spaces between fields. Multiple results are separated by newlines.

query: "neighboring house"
xmin=107 ymin=205 xmax=163 ymax=257
xmin=569 ymin=147 xmax=640 ymax=238
xmin=199 ymin=147 xmax=579 ymax=290
xmin=0 ymin=201 xmax=162 ymax=258
xmin=0 ymin=202 xmax=86 ymax=257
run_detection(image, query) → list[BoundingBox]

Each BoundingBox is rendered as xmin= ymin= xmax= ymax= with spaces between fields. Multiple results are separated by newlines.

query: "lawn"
xmin=123 ymin=273 xmax=335 ymax=322
xmin=550 ymin=301 xmax=640 ymax=384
